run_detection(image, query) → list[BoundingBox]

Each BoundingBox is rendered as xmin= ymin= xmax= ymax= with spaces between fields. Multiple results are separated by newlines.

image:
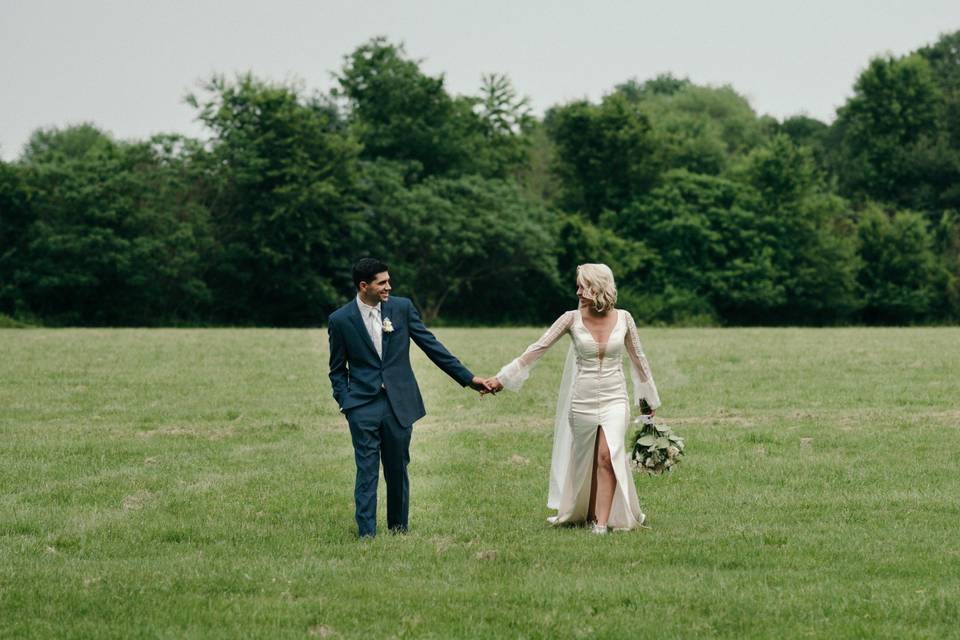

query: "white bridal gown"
xmin=496 ymin=309 xmax=661 ymax=530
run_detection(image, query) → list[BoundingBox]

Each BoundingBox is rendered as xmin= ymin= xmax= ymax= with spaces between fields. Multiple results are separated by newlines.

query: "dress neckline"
xmin=576 ymin=309 xmax=622 ymax=350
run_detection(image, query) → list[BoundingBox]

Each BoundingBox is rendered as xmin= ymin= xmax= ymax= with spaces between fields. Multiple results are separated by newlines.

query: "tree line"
xmin=1 ymin=32 xmax=959 ymax=326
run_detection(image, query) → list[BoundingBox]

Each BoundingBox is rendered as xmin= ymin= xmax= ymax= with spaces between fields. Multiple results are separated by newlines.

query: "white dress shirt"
xmin=356 ymin=296 xmax=382 ymax=358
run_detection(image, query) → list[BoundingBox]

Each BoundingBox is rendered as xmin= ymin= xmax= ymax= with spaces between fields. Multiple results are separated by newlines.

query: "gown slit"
xmin=588 ymin=424 xmax=614 ymax=521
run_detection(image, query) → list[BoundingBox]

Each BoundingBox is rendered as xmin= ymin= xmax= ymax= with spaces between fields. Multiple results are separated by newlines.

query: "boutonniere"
xmin=382 ymin=318 xmax=394 ymax=333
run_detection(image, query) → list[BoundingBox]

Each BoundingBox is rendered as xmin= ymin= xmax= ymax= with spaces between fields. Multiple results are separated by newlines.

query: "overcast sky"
xmin=2 ymin=0 xmax=958 ymax=160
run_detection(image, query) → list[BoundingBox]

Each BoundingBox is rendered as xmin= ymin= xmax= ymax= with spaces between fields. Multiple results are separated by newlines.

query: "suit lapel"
xmin=348 ymin=300 xmax=380 ymax=360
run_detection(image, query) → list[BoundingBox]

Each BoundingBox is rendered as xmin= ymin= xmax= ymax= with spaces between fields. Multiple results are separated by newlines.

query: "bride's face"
xmin=576 ymin=280 xmax=594 ymax=307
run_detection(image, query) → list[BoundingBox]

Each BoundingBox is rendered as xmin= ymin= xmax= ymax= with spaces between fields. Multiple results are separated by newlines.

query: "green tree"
xmin=737 ymin=135 xmax=860 ymax=323
xmin=833 ymin=55 xmax=945 ymax=210
xmin=777 ymin=115 xmax=830 ymax=171
xmin=513 ymin=120 xmax=561 ymax=208
xmin=0 ymin=160 xmax=33 ymax=316
xmin=651 ymin=83 xmax=768 ymax=157
xmin=20 ymin=122 xmax=113 ymax=163
xmin=614 ymin=76 xmax=769 ymax=177
xmin=359 ymin=162 xmax=559 ymax=323
xmin=189 ymin=74 xmax=363 ymax=325
xmin=778 ymin=115 xmax=829 ymax=148
xmin=616 ymin=73 xmax=692 ymax=99
xmin=617 ymin=170 xmax=784 ymax=324
xmin=856 ymin=206 xmax=941 ymax=323
xmin=335 ymin=38 xmax=485 ymax=180
xmin=546 ymin=93 xmax=659 ymax=220
xmin=11 ymin=126 xmax=212 ymax=325
xmin=917 ymin=30 xmax=960 ymax=209
xmin=474 ymin=73 xmax=534 ymax=179
xmin=931 ymin=209 xmax=960 ymax=319
xmin=918 ymin=31 xmax=960 ymax=146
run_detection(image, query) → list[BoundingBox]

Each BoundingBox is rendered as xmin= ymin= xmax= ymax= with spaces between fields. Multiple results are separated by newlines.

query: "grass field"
xmin=2 ymin=326 xmax=959 ymax=638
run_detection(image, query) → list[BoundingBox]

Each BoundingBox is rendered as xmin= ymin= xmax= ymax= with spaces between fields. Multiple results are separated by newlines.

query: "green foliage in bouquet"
xmin=630 ymin=401 xmax=685 ymax=475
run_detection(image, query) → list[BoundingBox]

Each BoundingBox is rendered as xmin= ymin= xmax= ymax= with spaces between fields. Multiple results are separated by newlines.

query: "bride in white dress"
xmin=487 ymin=264 xmax=661 ymax=533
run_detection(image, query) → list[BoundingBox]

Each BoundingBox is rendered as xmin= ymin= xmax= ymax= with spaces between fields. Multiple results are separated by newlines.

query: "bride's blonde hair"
xmin=576 ymin=263 xmax=617 ymax=313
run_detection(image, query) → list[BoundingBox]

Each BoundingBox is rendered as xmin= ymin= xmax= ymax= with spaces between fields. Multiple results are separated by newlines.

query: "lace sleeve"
xmin=496 ymin=311 xmax=574 ymax=391
xmin=624 ymin=312 xmax=661 ymax=409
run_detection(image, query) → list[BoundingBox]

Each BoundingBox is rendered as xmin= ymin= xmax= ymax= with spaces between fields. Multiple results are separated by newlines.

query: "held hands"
xmin=470 ymin=376 xmax=500 ymax=396
xmin=469 ymin=376 xmax=503 ymax=397
xmin=479 ymin=377 xmax=503 ymax=396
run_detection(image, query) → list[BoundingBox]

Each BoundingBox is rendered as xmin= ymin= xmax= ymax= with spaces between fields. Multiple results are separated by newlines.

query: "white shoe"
xmin=591 ymin=523 xmax=608 ymax=535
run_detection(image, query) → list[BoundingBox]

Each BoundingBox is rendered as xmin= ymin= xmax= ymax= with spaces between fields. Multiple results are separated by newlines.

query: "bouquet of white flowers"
xmin=630 ymin=402 xmax=685 ymax=475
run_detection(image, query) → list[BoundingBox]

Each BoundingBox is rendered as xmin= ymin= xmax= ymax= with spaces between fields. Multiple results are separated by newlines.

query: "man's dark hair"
xmin=352 ymin=258 xmax=389 ymax=290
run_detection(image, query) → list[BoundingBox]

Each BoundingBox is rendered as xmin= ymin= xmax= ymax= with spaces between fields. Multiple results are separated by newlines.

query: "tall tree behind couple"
xmin=328 ymin=259 xmax=660 ymax=538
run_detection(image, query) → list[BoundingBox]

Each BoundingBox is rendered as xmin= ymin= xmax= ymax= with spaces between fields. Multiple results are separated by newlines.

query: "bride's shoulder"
xmin=552 ymin=310 xmax=578 ymax=326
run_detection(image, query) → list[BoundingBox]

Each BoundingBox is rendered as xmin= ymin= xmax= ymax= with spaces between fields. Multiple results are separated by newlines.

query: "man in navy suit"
xmin=328 ymin=258 xmax=491 ymax=538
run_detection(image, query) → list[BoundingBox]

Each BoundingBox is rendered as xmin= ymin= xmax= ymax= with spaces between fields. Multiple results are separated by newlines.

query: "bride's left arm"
xmin=624 ymin=312 xmax=661 ymax=411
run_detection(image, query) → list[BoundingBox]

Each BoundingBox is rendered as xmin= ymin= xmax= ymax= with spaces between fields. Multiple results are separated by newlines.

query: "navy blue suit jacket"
xmin=327 ymin=296 xmax=474 ymax=426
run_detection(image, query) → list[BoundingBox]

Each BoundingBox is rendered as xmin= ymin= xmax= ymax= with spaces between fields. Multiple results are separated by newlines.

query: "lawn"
xmin=1 ymin=327 xmax=959 ymax=638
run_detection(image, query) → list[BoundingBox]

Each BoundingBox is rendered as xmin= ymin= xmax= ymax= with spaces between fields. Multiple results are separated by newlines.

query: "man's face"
xmin=359 ymin=271 xmax=391 ymax=304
